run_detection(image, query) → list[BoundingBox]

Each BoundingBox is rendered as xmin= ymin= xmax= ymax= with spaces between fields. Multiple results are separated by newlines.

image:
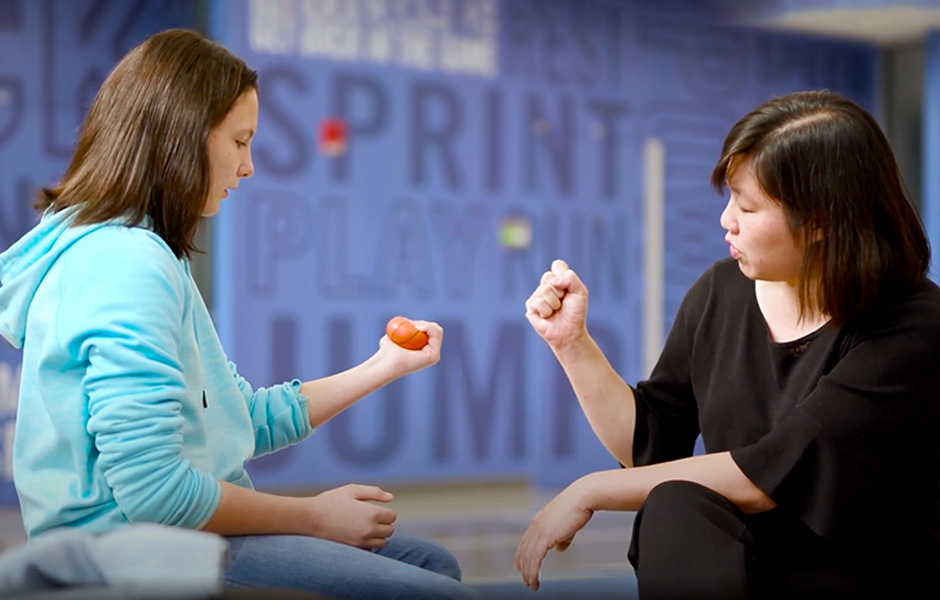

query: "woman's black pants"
xmin=627 ymin=480 xmax=876 ymax=600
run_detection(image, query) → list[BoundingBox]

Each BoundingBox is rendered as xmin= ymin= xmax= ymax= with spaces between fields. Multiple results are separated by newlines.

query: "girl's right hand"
xmin=376 ymin=319 xmax=443 ymax=377
xmin=524 ymin=259 xmax=589 ymax=350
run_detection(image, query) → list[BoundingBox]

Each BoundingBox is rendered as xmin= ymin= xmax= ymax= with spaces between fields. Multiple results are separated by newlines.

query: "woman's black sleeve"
xmin=631 ymin=268 xmax=712 ymax=466
xmin=731 ymin=302 xmax=940 ymax=541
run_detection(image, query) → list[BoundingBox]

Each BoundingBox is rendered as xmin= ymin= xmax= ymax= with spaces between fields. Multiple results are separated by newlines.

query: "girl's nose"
xmin=239 ymin=158 xmax=254 ymax=178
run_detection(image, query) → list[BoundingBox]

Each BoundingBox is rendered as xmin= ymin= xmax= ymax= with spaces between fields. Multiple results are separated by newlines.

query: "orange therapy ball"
xmin=385 ymin=316 xmax=429 ymax=350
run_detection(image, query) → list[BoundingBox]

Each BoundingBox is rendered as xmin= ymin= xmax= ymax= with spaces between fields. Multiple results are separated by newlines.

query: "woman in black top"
xmin=516 ymin=90 xmax=940 ymax=599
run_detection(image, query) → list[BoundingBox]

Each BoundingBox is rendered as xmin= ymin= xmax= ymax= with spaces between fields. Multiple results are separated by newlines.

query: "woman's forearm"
xmin=553 ymin=333 xmax=638 ymax=466
xmin=575 ymin=452 xmax=776 ymax=514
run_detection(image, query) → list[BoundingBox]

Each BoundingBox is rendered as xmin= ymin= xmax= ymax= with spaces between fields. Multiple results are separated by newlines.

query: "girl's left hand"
xmin=514 ymin=482 xmax=595 ymax=591
xmin=378 ymin=319 xmax=443 ymax=376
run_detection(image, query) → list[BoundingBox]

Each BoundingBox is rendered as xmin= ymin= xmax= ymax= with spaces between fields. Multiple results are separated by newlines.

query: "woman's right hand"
xmin=303 ymin=484 xmax=397 ymax=549
xmin=524 ymin=259 xmax=589 ymax=350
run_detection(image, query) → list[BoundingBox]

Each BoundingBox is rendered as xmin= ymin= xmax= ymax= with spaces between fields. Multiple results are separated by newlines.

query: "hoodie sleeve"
xmin=55 ymin=228 xmax=220 ymax=530
xmin=226 ymin=362 xmax=313 ymax=458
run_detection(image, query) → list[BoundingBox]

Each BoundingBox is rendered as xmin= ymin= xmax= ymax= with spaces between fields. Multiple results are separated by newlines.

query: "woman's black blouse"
xmin=632 ymin=258 xmax=940 ymax=569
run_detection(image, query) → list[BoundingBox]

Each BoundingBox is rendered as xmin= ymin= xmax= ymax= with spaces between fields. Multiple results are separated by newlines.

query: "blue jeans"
xmin=223 ymin=533 xmax=482 ymax=600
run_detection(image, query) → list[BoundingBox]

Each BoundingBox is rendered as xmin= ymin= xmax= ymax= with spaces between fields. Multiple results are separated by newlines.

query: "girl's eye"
xmin=235 ymin=140 xmax=247 ymax=149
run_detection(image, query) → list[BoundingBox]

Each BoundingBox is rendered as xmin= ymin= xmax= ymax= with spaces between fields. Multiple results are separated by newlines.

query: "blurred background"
xmin=1 ymin=0 xmax=939 ymax=590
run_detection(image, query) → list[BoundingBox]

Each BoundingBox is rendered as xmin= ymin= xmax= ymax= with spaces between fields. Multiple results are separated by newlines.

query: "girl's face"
xmin=204 ymin=88 xmax=258 ymax=216
xmin=719 ymin=158 xmax=805 ymax=283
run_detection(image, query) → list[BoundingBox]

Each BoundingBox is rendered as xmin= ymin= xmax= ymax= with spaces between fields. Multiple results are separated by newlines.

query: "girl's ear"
xmin=800 ymin=220 xmax=823 ymax=244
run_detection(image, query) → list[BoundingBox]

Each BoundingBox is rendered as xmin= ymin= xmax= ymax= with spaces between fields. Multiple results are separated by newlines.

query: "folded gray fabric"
xmin=0 ymin=524 xmax=228 ymax=599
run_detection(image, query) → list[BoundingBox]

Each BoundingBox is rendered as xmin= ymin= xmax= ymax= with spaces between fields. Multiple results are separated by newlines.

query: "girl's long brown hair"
xmin=37 ymin=28 xmax=258 ymax=258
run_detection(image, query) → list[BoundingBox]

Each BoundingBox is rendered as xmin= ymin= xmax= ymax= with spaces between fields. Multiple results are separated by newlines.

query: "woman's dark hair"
xmin=711 ymin=90 xmax=930 ymax=326
xmin=36 ymin=28 xmax=258 ymax=258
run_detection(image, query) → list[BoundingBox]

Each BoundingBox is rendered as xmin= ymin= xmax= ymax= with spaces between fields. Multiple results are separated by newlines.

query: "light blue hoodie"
xmin=0 ymin=207 xmax=312 ymax=538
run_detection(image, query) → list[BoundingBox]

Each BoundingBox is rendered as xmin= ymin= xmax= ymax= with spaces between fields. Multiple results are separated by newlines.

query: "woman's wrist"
xmin=570 ymin=472 xmax=605 ymax=512
xmin=551 ymin=329 xmax=595 ymax=366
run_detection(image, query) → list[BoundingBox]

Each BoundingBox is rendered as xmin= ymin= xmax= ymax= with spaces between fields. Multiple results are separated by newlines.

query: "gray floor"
xmin=388 ymin=481 xmax=636 ymax=584
xmin=0 ymin=481 xmax=637 ymax=590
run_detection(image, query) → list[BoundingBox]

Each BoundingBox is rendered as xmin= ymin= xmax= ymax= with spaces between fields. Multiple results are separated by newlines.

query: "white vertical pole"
xmin=643 ymin=137 xmax=665 ymax=377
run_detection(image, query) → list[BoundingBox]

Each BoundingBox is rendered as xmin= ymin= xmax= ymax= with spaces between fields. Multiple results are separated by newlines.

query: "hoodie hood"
xmin=0 ymin=207 xmax=109 ymax=348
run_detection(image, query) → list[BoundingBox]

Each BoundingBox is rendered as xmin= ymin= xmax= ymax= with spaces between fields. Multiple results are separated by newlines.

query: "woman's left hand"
xmin=514 ymin=481 xmax=595 ymax=591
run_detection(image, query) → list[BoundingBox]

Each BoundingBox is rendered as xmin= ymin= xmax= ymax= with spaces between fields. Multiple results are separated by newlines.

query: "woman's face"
xmin=719 ymin=158 xmax=805 ymax=283
xmin=204 ymin=88 xmax=258 ymax=217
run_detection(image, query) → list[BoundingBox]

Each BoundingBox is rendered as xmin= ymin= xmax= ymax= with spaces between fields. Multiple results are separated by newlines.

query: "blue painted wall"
xmin=209 ymin=0 xmax=877 ymax=491
xmin=719 ymin=0 xmax=940 ymax=20
xmin=0 ymin=0 xmax=199 ymax=505
xmin=925 ymin=30 xmax=940 ymax=281
xmin=0 ymin=0 xmax=878 ymax=506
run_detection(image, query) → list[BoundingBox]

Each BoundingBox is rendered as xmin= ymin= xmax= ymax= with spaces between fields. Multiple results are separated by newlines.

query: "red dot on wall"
xmin=318 ymin=117 xmax=347 ymax=157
